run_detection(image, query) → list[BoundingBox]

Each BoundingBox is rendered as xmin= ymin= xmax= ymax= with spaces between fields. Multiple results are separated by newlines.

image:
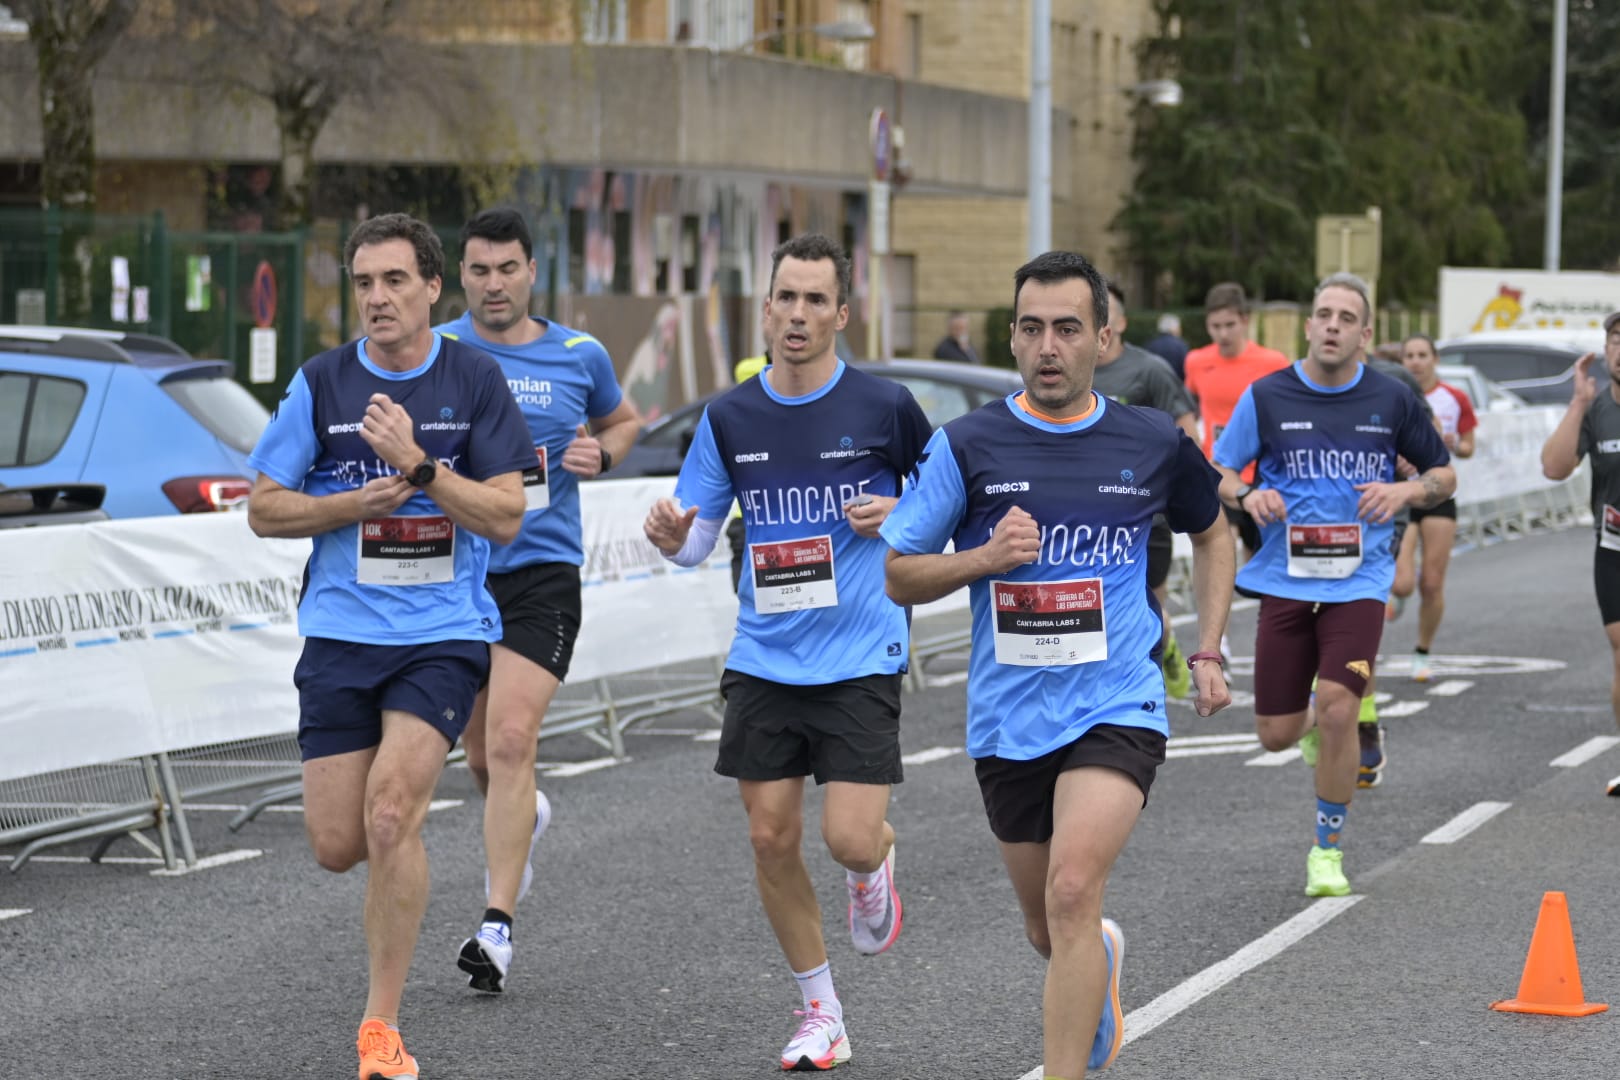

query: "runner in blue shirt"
xmin=883 ymin=250 xmax=1235 ymax=1080
xmin=1212 ymin=272 xmax=1453 ymax=899
xmin=436 ymin=208 xmax=642 ymax=996
xmin=246 ymin=213 xmax=533 ymax=1080
xmin=642 ymin=235 xmax=931 ymax=1073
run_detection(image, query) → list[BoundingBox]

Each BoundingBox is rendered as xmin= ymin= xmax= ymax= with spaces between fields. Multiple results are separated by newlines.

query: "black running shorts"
xmin=1146 ymin=518 xmax=1173 ymax=590
xmin=1595 ymin=544 xmax=1620 ymax=626
xmin=715 ymin=669 xmax=903 ymax=785
xmin=485 ymin=562 xmax=583 ymax=682
xmin=974 ymin=724 xmax=1167 ymax=844
xmin=1409 ymin=497 xmax=1458 ymax=523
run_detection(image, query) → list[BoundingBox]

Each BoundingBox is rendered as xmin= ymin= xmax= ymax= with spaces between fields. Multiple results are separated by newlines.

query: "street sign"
xmin=251 ymin=261 xmax=277 ymax=329
xmin=870 ymin=107 xmax=891 ymax=182
xmin=1315 ymin=208 xmax=1382 ymax=283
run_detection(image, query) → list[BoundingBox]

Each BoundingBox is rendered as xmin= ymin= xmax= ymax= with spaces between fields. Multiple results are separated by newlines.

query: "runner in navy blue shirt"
xmin=247 ymin=214 xmax=532 ymax=1080
xmin=436 ymin=208 xmax=642 ymax=995
xmin=1212 ymin=272 xmax=1453 ymax=900
xmin=643 ymin=235 xmax=930 ymax=1072
xmin=883 ymin=250 xmax=1234 ymax=1080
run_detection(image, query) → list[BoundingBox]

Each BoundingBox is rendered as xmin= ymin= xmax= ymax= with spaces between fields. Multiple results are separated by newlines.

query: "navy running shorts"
xmin=293 ymin=637 xmax=489 ymax=760
xmin=715 ymin=669 xmax=903 ymax=785
xmin=485 ymin=562 xmax=583 ymax=681
xmin=974 ymin=724 xmax=1168 ymax=844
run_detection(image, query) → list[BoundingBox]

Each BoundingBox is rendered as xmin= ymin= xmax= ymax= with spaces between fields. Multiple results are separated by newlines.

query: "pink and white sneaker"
xmin=779 ymin=1000 xmax=850 ymax=1071
xmin=846 ymin=847 xmax=903 ymax=956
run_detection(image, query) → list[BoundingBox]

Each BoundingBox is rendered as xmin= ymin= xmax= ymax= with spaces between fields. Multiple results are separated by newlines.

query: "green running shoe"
xmin=1298 ymin=726 xmax=1320 ymax=767
xmin=1305 ymin=845 xmax=1351 ymax=897
xmin=1161 ymin=636 xmax=1191 ymax=700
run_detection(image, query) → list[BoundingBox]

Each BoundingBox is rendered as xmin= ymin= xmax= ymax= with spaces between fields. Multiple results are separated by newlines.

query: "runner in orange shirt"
xmin=1183 ymin=282 xmax=1290 ymax=562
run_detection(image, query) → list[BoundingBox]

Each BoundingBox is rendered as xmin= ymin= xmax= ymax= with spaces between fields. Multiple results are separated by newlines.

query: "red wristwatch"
xmin=1185 ymin=650 xmax=1225 ymax=670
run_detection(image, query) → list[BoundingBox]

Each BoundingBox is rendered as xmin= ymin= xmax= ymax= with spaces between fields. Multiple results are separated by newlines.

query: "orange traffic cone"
xmin=1490 ymin=891 xmax=1608 ymax=1017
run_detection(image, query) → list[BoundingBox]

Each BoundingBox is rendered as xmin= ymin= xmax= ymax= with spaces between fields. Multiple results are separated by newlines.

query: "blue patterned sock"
xmin=1315 ymin=798 xmax=1348 ymax=849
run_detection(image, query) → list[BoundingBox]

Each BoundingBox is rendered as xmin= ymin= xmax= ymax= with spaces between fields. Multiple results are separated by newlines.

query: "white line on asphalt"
xmin=150 ymin=849 xmax=264 ymax=877
xmin=1170 ymin=598 xmax=1257 ymax=627
xmin=1526 ymin=703 xmax=1610 ymax=713
xmin=926 ymin=671 xmax=970 ymax=687
xmin=31 ymin=855 xmax=163 ymax=864
xmin=1169 ymin=733 xmax=1263 ymax=747
xmin=179 ymin=799 xmax=463 ymax=815
xmin=0 ymin=909 xmax=30 ymax=922
xmin=692 ymin=730 xmax=722 ymax=742
xmin=1379 ymin=701 xmax=1430 ymax=718
xmin=1166 ymin=743 xmax=1261 ymax=760
xmin=1421 ymin=802 xmax=1511 ymax=844
xmin=1245 ymin=748 xmax=1302 ymax=767
xmin=1426 ymin=680 xmax=1474 ymax=697
xmin=541 ymin=757 xmax=622 ymax=778
xmin=1014 ymin=896 xmax=1363 ymax=1080
xmin=1550 ymin=736 xmax=1620 ymax=768
xmin=901 ymin=746 xmax=963 ymax=765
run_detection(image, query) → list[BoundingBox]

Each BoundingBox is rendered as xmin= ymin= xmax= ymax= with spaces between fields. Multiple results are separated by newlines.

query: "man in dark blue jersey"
xmin=247 ymin=213 xmax=534 ymax=1080
xmin=436 ymin=208 xmax=642 ymax=995
xmin=883 ymin=250 xmax=1235 ymax=1080
xmin=1211 ymin=272 xmax=1453 ymax=899
xmin=641 ymin=234 xmax=931 ymax=1072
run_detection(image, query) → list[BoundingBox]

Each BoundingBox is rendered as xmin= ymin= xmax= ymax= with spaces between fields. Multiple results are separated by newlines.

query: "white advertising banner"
xmin=1453 ymin=406 xmax=1574 ymax=505
xmin=1439 ymin=267 xmax=1620 ymax=340
xmin=574 ymin=477 xmax=738 ymax=682
xmin=0 ymin=514 xmax=308 ymax=783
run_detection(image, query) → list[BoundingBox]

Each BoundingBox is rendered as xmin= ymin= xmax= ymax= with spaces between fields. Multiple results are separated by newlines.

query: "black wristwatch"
xmin=598 ymin=447 xmax=613 ymax=474
xmin=1233 ymin=483 xmax=1254 ymax=509
xmin=406 ymin=457 xmax=438 ymax=487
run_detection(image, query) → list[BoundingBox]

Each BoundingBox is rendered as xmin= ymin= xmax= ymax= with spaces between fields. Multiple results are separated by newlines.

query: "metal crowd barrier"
xmin=0 ymin=755 xmax=184 ymax=871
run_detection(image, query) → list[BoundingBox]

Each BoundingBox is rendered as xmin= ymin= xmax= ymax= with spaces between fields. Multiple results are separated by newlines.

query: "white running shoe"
xmin=1410 ymin=652 xmax=1433 ymax=682
xmin=779 ymin=1000 xmax=850 ymax=1071
xmin=485 ymin=788 xmax=552 ymax=904
xmin=846 ymin=848 xmax=903 ymax=956
xmin=457 ymin=921 xmax=513 ymax=994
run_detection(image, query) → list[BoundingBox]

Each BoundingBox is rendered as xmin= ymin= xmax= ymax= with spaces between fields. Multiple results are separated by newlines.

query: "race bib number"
xmin=1602 ymin=505 xmax=1620 ymax=552
xmin=522 ymin=445 xmax=549 ymax=511
xmin=357 ymin=515 xmax=455 ymax=585
xmin=750 ymin=535 xmax=837 ymax=614
xmin=991 ymin=577 xmax=1107 ymax=666
xmin=1287 ymin=523 xmax=1363 ymax=579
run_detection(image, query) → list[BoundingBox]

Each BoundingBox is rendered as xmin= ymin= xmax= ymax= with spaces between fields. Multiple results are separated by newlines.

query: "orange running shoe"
xmin=357 ymin=1018 xmax=419 ymax=1080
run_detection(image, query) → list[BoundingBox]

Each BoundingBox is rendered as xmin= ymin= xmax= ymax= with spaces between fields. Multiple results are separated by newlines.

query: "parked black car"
xmin=612 ymin=358 xmax=1024 ymax=478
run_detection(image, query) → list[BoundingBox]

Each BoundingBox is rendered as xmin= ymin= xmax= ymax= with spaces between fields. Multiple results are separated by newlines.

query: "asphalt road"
xmin=2 ymin=526 xmax=1616 ymax=1080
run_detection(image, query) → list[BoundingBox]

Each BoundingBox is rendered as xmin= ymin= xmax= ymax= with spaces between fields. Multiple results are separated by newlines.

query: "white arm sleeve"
xmin=663 ymin=514 xmax=725 ymax=568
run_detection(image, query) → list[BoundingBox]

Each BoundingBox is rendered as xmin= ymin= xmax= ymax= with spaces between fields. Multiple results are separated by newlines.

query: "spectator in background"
xmin=933 ymin=310 xmax=982 ymax=364
xmin=1145 ymin=312 xmax=1190 ymax=381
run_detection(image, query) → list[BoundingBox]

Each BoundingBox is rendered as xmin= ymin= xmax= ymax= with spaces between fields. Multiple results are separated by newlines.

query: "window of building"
xmin=902 ymin=13 xmax=922 ymax=80
xmin=583 ymin=0 xmax=628 ymax=43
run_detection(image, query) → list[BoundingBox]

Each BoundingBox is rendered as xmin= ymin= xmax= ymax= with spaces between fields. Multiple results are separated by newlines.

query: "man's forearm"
xmin=1541 ymin=405 xmax=1586 ymax=479
xmin=422 ymin=471 xmax=524 ymax=544
xmin=248 ymin=486 xmax=362 ymax=539
xmin=885 ymin=548 xmax=994 ymax=606
xmin=597 ymin=418 xmax=641 ymax=468
xmin=1409 ymin=467 xmax=1457 ymax=509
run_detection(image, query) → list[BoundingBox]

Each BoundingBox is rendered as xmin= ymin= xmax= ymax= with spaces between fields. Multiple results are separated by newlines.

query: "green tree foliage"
xmin=1120 ymin=0 xmax=1534 ymax=306
xmin=1518 ymin=0 xmax=1620 ymax=270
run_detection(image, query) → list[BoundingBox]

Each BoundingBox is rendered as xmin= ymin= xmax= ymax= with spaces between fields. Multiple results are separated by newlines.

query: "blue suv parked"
xmin=0 ymin=327 xmax=271 ymax=518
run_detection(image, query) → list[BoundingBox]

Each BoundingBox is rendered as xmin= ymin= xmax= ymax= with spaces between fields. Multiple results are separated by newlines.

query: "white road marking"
xmin=926 ymin=671 xmax=970 ymax=687
xmin=541 ymin=757 xmax=622 ymax=778
xmin=1246 ymin=748 xmax=1302 ymax=767
xmin=1166 ymin=743 xmax=1261 ymax=760
xmin=1550 ymin=736 xmax=1620 ymax=768
xmin=1169 ymin=598 xmax=1257 ymax=627
xmin=1426 ymin=680 xmax=1474 ymax=697
xmin=901 ymin=746 xmax=963 ymax=765
xmin=1169 ymin=733 xmax=1263 ymax=747
xmin=150 ymin=849 xmax=264 ymax=877
xmin=0 ymin=909 xmax=30 ymax=922
xmin=1526 ymin=703 xmax=1610 ymax=714
xmin=1421 ymin=802 xmax=1511 ymax=844
xmin=1015 ymin=896 xmax=1363 ymax=1080
xmin=1379 ymin=701 xmax=1430 ymax=718
xmin=179 ymin=799 xmax=463 ymax=815
xmin=31 ymin=855 xmax=163 ymax=865
xmin=692 ymin=730 xmax=722 ymax=742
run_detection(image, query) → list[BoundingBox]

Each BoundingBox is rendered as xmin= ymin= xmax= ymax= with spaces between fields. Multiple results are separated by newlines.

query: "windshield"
xmin=162 ymin=376 xmax=271 ymax=454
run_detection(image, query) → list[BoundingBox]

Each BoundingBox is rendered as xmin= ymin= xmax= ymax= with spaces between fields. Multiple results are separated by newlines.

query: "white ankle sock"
xmin=791 ymin=961 xmax=841 ymax=1017
xmin=847 ymin=866 xmax=881 ymax=888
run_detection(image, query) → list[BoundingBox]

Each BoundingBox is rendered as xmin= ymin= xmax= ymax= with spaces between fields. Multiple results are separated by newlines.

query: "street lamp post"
xmin=1544 ymin=0 xmax=1567 ymax=271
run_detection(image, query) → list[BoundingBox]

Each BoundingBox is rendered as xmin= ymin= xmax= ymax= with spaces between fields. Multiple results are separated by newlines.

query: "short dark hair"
xmin=461 ymin=207 xmax=533 ymax=262
xmin=344 ymin=213 xmax=444 ymax=284
xmin=769 ymin=233 xmax=851 ymax=308
xmin=1012 ymin=251 xmax=1109 ymax=331
xmin=1105 ymin=279 xmax=1127 ymax=308
xmin=1403 ymin=333 xmax=1436 ymax=352
xmin=1204 ymin=282 xmax=1248 ymax=316
xmin=1313 ymin=271 xmax=1372 ymax=325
